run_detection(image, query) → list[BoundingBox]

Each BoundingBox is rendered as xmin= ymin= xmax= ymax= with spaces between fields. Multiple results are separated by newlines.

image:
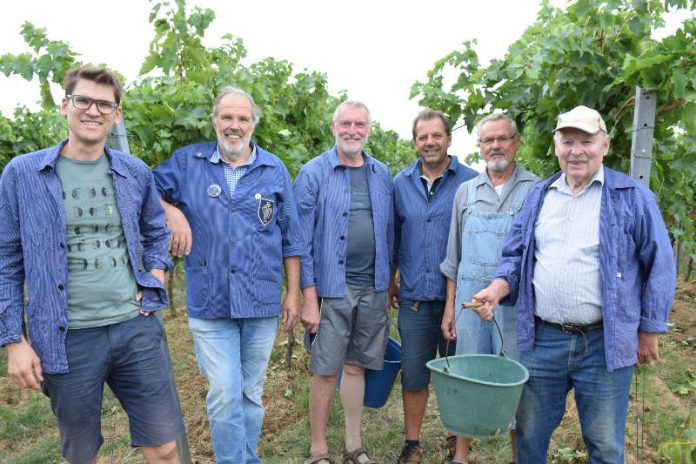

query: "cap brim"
xmin=553 ymin=123 xmax=602 ymax=134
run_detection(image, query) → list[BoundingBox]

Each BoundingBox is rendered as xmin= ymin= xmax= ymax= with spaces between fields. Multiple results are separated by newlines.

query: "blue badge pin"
xmin=207 ymin=183 xmax=222 ymax=198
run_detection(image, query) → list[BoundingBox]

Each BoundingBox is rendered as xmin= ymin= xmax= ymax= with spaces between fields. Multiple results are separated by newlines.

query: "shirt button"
xmin=58 ymin=284 xmax=64 ymax=290
xmin=59 ymin=243 xmax=65 ymax=249
xmin=230 ymin=238 xmax=238 ymax=243
xmin=230 ymin=268 xmax=237 ymax=274
xmin=338 ymin=260 xmax=344 ymax=265
xmin=342 ymin=212 xmax=348 ymax=217
xmin=426 ymin=218 xmax=432 ymax=223
xmin=58 ymin=326 xmax=66 ymax=332
xmin=339 ymin=236 xmax=345 ymax=240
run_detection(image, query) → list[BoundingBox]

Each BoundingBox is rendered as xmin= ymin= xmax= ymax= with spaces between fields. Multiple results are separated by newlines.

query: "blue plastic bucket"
xmin=336 ymin=337 xmax=402 ymax=408
xmin=364 ymin=337 xmax=402 ymax=408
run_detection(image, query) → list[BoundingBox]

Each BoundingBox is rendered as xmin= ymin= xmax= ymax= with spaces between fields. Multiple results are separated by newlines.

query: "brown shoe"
xmin=397 ymin=443 xmax=422 ymax=463
xmin=446 ymin=436 xmax=456 ymax=460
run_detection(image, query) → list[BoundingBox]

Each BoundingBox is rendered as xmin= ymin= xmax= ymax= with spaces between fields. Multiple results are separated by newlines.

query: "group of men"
xmin=0 ymin=64 xmax=675 ymax=464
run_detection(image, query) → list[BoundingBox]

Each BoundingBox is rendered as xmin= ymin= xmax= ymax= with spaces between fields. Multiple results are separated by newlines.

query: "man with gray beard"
xmin=294 ymin=101 xmax=393 ymax=464
xmin=440 ymin=113 xmax=538 ymax=464
xmin=154 ymin=87 xmax=302 ymax=463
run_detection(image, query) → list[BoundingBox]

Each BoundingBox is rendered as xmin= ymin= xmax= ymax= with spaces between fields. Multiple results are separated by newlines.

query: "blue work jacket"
xmin=294 ymin=147 xmax=394 ymax=297
xmin=393 ymin=156 xmax=477 ymax=301
xmin=0 ymin=141 xmax=171 ymax=374
xmin=496 ymin=167 xmax=676 ymax=371
xmin=153 ymin=142 xmax=303 ymax=319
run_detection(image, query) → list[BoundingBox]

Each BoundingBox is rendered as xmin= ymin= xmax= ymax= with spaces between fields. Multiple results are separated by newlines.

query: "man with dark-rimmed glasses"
xmin=0 ymin=65 xmax=184 ymax=464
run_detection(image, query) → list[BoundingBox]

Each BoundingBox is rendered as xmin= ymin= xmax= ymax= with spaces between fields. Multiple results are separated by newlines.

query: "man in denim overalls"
xmin=440 ymin=113 xmax=538 ymax=464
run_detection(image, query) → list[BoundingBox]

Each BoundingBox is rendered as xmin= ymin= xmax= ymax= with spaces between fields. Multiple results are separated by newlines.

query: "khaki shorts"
xmin=305 ymin=284 xmax=389 ymax=375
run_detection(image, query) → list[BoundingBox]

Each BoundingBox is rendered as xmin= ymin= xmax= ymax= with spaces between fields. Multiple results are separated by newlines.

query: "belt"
xmin=535 ymin=316 xmax=603 ymax=335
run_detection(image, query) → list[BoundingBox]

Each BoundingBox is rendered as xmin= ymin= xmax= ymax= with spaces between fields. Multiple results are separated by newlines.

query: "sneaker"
xmin=397 ymin=443 xmax=423 ymax=464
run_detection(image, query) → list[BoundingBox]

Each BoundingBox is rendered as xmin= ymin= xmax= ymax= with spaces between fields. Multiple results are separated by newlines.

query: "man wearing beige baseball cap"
xmin=469 ymin=105 xmax=676 ymax=463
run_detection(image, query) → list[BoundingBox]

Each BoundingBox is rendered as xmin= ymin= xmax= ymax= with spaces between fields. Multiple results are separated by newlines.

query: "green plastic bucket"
xmin=426 ymin=354 xmax=528 ymax=438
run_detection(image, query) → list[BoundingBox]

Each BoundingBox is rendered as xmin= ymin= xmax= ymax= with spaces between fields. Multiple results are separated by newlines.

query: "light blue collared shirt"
xmin=533 ymin=167 xmax=604 ymax=325
xmin=210 ymin=144 xmax=257 ymax=197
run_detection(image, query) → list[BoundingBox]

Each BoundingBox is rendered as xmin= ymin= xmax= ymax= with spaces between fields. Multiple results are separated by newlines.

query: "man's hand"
xmin=441 ymin=301 xmax=457 ymax=341
xmin=6 ymin=337 xmax=43 ymax=390
xmin=300 ymin=287 xmax=321 ymax=334
xmin=160 ymin=200 xmax=192 ymax=257
xmin=282 ymin=289 xmax=301 ymax=333
xmin=388 ymin=280 xmax=399 ymax=309
xmin=471 ymin=279 xmax=510 ymax=321
xmin=636 ymin=331 xmax=660 ymax=369
xmin=138 ymin=269 xmax=165 ymax=316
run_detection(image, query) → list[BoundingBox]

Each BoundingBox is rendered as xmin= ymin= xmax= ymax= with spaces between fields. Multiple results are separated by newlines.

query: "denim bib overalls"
xmin=454 ymin=179 xmax=532 ymax=359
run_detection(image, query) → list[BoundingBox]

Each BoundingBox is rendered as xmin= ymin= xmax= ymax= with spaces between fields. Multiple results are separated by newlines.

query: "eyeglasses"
xmin=479 ymin=135 xmax=516 ymax=146
xmin=67 ymin=95 xmax=119 ymax=115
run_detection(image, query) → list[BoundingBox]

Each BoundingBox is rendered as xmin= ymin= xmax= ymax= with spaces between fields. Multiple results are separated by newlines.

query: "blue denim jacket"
xmin=495 ymin=167 xmax=676 ymax=371
xmin=393 ymin=156 xmax=477 ymax=301
xmin=294 ymin=147 xmax=394 ymax=297
xmin=0 ymin=141 xmax=171 ymax=374
xmin=154 ymin=142 xmax=303 ymax=319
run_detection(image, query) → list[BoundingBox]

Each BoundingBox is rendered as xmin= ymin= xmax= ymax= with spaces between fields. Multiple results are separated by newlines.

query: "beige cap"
xmin=553 ymin=105 xmax=607 ymax=134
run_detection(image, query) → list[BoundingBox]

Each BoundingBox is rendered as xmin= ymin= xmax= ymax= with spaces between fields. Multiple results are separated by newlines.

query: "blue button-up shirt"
xmin=294 ymin=147 xmax=394 ymax=297
xmin=393 ymin=156 xmax=477 ymax=301
xmin=154 ymin=142 xmax=303 ymax=319
xmin=0 ymin=141 xmax=171 ymax=374
xmin=495 ymin=166 xmax=676 ymax=371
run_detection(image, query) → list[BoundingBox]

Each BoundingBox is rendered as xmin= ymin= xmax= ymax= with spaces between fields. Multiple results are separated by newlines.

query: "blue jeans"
xmin=188 ymin=316 xmax=278 ymax=464
xmin=397 ymin=299 xmax=453 ymax=391
xmin=515 ymin=323 xmax=633 ymax=464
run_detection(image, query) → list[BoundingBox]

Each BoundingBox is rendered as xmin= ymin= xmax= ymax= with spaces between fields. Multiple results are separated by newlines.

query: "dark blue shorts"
xmin=42 ymin=314 xmax=184 ymax=464
xmin=397 ymin=299 xmax=454 ymax=391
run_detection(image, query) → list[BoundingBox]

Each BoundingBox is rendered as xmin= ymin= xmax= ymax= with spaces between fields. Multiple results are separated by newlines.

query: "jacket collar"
xmin=328 ymin=146 xmax=375 ymax=170
xmin=39 ymin=139 xmax=128 ymax=177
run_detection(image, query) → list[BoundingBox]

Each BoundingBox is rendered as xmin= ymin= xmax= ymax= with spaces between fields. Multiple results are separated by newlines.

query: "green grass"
xmin=0 ymin=396 xmax=54 ymax=442
xmin=1 ymin=277 xmax=694 ymax=463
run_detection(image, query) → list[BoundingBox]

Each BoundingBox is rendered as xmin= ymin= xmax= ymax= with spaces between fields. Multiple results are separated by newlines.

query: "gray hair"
xmin=332 ymin=100 xmax=371 ymax=125
xmin=212 ymin=87 xmax=261 ymax=126
xmin=477 ymin=113 xmax=518 ymax=140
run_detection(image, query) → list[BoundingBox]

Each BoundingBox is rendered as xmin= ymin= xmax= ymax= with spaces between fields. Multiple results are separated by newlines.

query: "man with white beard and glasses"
xmin=440 ymin=113 xmax=538 ymax=464
xmin=294 ymin=101 xmax=394 ymax=464
xmin=153 ymin=87 xmax=303 ymax=463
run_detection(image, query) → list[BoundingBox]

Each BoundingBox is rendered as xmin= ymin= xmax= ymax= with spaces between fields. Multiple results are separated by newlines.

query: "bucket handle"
xmin=442 ymin=301 xmax=506 ymax=374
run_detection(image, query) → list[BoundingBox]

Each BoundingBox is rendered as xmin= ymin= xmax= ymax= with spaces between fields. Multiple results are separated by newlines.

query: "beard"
xmin=217 ymin=130 xmax=249 ymax=161
xmin=336 ymin=136 xmax=367 ymax=157
xmin=487 ymin=158 xmax=510 ymax=172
